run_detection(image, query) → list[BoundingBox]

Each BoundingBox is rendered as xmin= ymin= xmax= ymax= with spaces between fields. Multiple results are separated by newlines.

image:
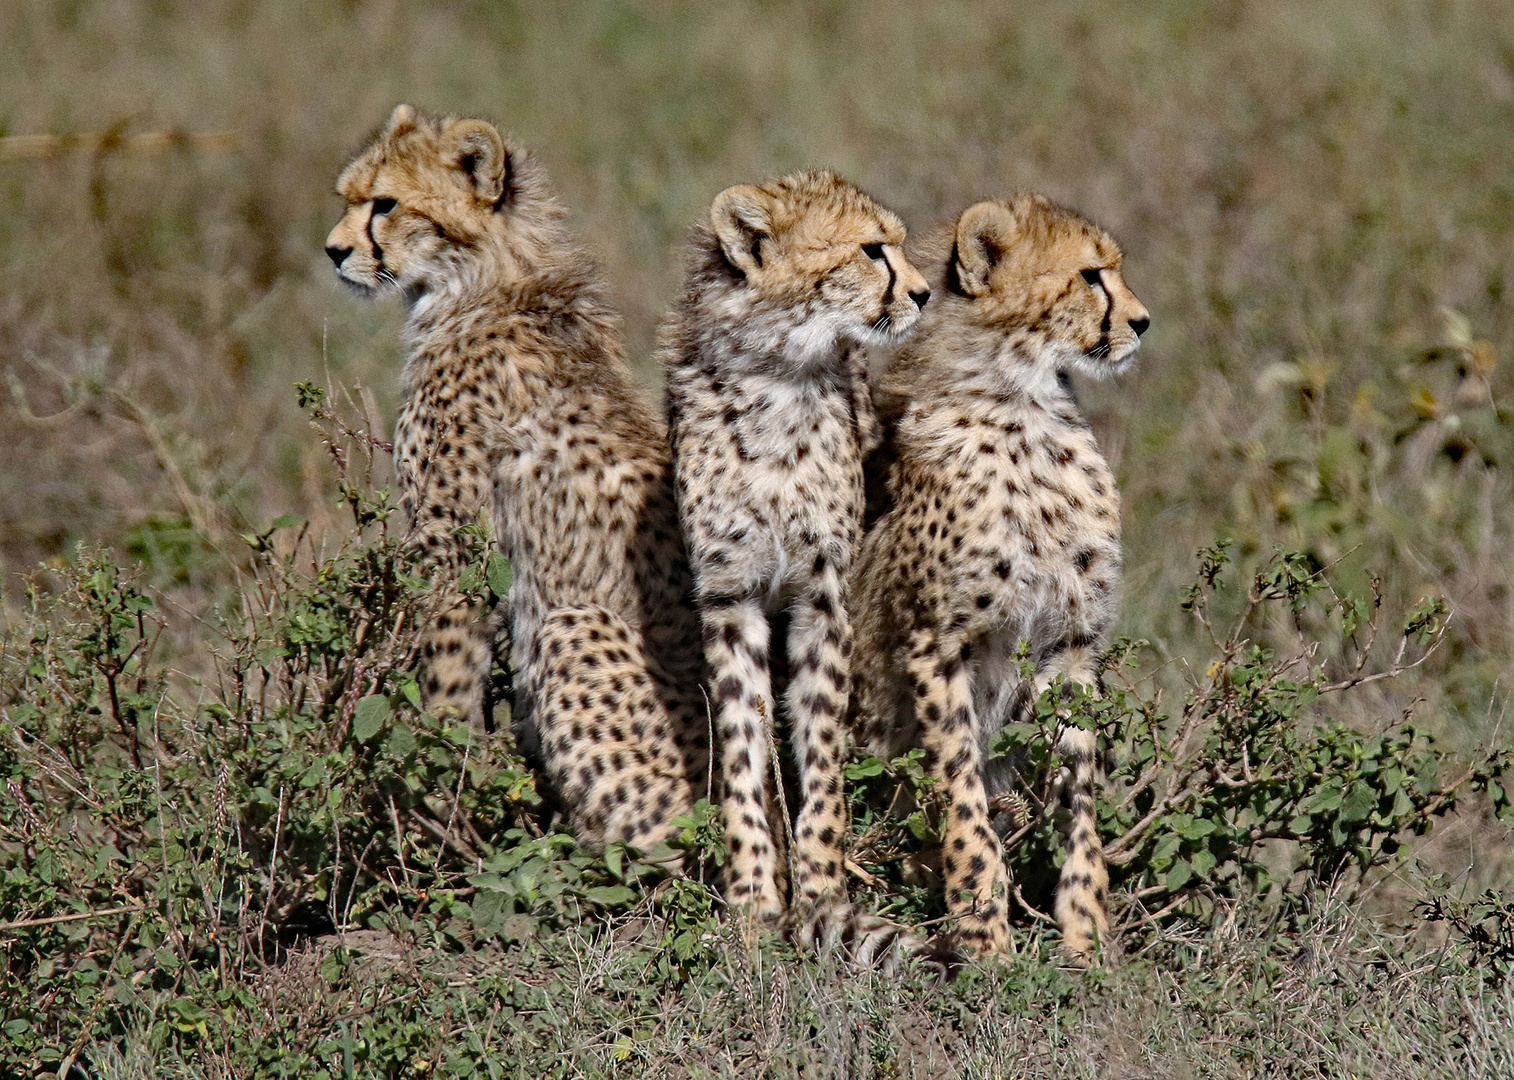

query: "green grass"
xmin=3 ymin=1 xmax=1514 ymax=1075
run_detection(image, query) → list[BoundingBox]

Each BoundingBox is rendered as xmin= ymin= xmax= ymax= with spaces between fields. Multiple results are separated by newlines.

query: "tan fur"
xmin=325 ymin=105 xmax=706 ymax=851
xmin=662 ymin=171 xmax=931 ymax=957
xmin=851 ymin=194 xmax=1149 ymax=959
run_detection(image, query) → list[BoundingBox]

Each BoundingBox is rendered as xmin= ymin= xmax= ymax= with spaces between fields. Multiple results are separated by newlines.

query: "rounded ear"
xmin=385 ymin=103 xmax=418 ymax=136
xmin=952 ymin=201 xmax=1016 ymax=297
xmin=710 ymin=184 xmax=774 ymax=277
xmin=444 ymin=118 xmax=508 ymax=204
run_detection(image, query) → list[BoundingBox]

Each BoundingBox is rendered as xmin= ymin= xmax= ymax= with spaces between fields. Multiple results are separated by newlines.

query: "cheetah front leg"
xmin=1037 ymin=642 xmax=1110 ymax=960
xmin=909 ymin=627 xmax=1011 ymax=957
xmin=418 ymin=594 xmax=491 ymax=724
xmin=701 ymin=595 xmax=784 ymax=933
xmin=396 ymin=411 xmax=495 ymax=727
xmin=784 ymin=562 xmax=852 ymax=942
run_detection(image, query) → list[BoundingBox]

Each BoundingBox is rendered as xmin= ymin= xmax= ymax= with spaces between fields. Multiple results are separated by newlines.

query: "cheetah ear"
xmin=710 ymin=184 xmax=775 ymax=278
xmin=443 ymin=118 xmax=509 ymax=205
xmin=952 ymin=201 xmax=1016 ymax=297
xmin=385 ymin=103 xmax=419 ymax=136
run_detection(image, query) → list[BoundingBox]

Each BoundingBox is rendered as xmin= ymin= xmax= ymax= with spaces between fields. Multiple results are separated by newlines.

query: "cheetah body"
xmin=662 ymin=171 xmax=930 ymax=943
xmin=326 ymin=106 xmax=705 ymax=849
xmin=852 ymin=195 xmax=1149 ymax=958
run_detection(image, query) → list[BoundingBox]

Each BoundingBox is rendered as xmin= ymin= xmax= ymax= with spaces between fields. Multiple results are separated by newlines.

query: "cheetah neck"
xmin=403 ymin=252 xmax=615 ymax=357
xmin=898 ymin=321 xmax=1074 ymax=410
xmin=895 ymin=332 xmax=1093 ymax=467
xmin=688 ymin=288 xmax=857 ymax=383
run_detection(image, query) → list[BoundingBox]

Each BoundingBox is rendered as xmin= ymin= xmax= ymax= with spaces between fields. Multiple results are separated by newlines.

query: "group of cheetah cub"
xmin=325 ymin=105 xmax=1149 ymax=968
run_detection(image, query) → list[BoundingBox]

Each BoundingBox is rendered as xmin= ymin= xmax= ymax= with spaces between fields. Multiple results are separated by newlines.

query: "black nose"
xmin=325 ymin=245 xmax=352 ymax=268
xmin=1130 ymin=315 xmax=1150 ymax=337
xmin=909 ymin=287 xmax=931 ymax=311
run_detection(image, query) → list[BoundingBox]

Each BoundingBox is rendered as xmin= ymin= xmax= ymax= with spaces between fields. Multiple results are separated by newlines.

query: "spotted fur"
xmin=325 ymin=105 xmax=706 ymax=850
xmin=851 ymin=194 xmax=1149 ymax=959
xmin=662 ymin=171 xmax=931 ymax=951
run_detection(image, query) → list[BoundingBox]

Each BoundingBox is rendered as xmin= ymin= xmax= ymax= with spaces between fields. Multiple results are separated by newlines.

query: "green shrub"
xmin=847 ymin=543 xmax=1510 ymax=944
xmin=2 ymin=388 xmax=1511 ymax=1075
xmin=0 ymin=390 xmax=678 ymax=1075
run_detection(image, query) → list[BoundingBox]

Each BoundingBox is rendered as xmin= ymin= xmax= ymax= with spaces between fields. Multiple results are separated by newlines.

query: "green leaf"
xmin=1339 ymin=782 xmax=1376 ymax=823
xmin=166 ymin=997 xmax=210 ymax=1036
xmin=385 ymin=723 xmax=417 ymax=759
xmin=471 ymin=890 xmax=506 ymax=932
xmin=318 ymin=948 xmax=347 ymax=983
xmin=400 ymin=679 xmax=422 ymax=710
xmin=466 ymin=872 xmax=508 ymax=893
xmin=1306 ymin=782 xmax=1343 ymax=814
xmin=487 ymin=553 xmax=514 ymax=598
xmin=270 ymin=514 xmax=302 ymax=530
xmin=844 ymin=757 xmax=885 ymax=780
xmin=583 ymin=885 xmax=638 ymax=907
xmin=352 ymin=695 xmax=391 ymax=744
xmin=605 ymin=844 xmax=625 ymax=881
xmin=1151 ymin=833 xmax=1182 ymax=865
xmin=1165 ymin=859 xmax=1193 ymax=892
xmin=1176 ymin=817 xmax=1218 ymax=841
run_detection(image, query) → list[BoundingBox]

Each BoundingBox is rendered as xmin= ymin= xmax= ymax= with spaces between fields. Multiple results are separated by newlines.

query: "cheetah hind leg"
xmin=908 ymin=627 xmax=1013 ymax=958
xmin=531 ymin=605 xmax=698 ymax=861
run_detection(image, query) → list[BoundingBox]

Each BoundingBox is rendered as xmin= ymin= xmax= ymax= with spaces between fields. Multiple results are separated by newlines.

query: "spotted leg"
xmin=531 ymin=606 xmax=699 ymax=856
xmin=395 ymin=406 xmax=493 ymax=726
xmin=701 ymin=595 xmax=784 ymax=933
xmin=784 ymin=559 xmax=853 ymax=942
xmin=910 ymin=626 xmax=1012 ymax=957
xmin=1037 ymin=641 xmax=1109 ymax=960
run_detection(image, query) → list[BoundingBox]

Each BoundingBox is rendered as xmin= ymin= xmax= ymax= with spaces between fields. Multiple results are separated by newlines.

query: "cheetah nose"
xmin=1130 ymin=314 xmax=1150 ymax=338
xmin=909 ymin=287 xmax=931 ymax=311
xmin=325 ymin=244 xmax=352 ymax=268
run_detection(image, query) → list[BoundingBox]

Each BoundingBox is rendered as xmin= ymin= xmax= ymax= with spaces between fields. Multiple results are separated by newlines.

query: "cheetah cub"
xmin=326 ymin=105 xmax=706 ymax=850
xmin=662 ymin=171 xmax=931 ymax=948
xmin=851 ymin=195 xmax=1149 ymax=960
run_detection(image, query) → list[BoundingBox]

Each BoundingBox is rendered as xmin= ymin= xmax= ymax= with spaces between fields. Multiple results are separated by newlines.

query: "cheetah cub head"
xmin=945 ymin=194 xmax=1149 ymax=379
xmin=699 ymin=170 xmax=931 ymax=365
xmin=325 ymin=104 xmax=562 ymax=303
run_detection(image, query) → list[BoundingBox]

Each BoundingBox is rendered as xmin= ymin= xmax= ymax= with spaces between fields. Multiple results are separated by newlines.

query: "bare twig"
xmin=0 ymin=903 xmax=143 ymax=933
xmin=843 ymin=857 xmax=880 ymax=887
xmin=1123 ymin=891 xmax=1190 ymax=930
xmin=408 ymin=806 xmax=481 ymax=863
xmin=1010 ymin=880 xmax=1055 ymax=925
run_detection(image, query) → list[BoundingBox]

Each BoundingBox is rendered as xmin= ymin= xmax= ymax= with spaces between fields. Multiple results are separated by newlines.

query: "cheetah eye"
xmin=1080 ymin=268 xmax=1103 ymax=288
xmin=862 ymin=243 xmax=885 ymax=262
xmin=372 ymin=198 xmax=398 ymax=215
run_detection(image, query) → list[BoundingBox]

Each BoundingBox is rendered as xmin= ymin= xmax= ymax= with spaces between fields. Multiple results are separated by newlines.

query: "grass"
xmin=2 ymin=1 xmax=1514 ymax=1076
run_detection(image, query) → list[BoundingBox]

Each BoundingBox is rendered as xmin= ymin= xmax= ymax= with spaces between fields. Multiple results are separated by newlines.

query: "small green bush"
xmin=848 ymin=542 xmax=1510 ymax=943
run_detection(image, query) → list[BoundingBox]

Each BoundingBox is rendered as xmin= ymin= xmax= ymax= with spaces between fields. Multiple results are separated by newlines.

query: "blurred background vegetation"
xmin=2 ymin=1 xmax=1514 ymax=1071
xmin=7 ymin=2 xmax=1512 ymax=752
